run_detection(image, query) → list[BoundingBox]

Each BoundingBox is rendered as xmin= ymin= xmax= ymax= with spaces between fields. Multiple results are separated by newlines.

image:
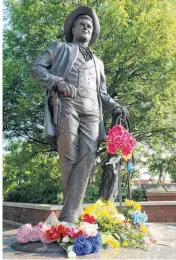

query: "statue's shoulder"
xmin=49 ymin=41 xmax=79 ymax=51
xmin=46 ymin=41 xmax=77 ymax=57
xmin=93 ymin=53 xmax=104 ymax=66
xmin=47 ymin=40 xmax=66 ymax=51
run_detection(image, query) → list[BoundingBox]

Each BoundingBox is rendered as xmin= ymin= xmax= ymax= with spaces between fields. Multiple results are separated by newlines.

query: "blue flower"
xmin=73 ymin=233 xmax=102 ymax=256
xmin=130 ymin=211 xmax=148 ymax=225
xmin=87 ymin=232 xmax=102 ymax=253
xmin=73 ymin=235 xmax=92 ymax=256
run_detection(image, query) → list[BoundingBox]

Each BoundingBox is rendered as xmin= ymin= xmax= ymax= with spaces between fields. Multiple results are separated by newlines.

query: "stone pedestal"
xmin=11 ymin=241 xmax=66 ymax=254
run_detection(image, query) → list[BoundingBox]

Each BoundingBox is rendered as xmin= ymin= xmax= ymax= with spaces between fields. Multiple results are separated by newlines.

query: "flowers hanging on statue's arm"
xmin=105 ymin=125 xmax=136 ymax=173
xmin=106 ymin=125 xmax=136 ymax=157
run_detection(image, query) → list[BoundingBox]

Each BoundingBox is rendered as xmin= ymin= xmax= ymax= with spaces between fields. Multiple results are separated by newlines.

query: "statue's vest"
xmin=65 ymin=51 xmax=99 ymax=113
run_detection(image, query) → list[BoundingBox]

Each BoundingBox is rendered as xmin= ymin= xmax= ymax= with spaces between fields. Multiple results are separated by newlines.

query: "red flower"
xmin=44 ymin=224 xmax=71 ymax=241
xmin=71 ymin=230 xmax=83 ymax=239
xmin=45 ymin=230 xmax=52 ymax=240
xmin=45 ymin=226 xmax=60 ymax=240
xmin=123 ymin=220 xmax=127 ymax=225
xmin=83 ymin=214 xmax=96 ymax=224
xmin=58 ymin=224 xmax=70 ymax=237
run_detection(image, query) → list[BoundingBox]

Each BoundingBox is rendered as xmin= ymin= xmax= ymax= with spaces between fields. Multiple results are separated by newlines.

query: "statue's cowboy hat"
xmin=64 ymin=6 xmax=100 ymax=46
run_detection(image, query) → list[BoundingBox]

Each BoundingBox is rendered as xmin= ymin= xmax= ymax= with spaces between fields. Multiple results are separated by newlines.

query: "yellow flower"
xmin=121 ymin=240 xmax=129 ymax=247
xmin=122 ymin=153 xmax=132 ymax=160
xmin=114 ymin=218 xmax=123 ymax=224
xmin=99 ymin=222 xmax=112 ymax=230
xmin=96 ymin=211 xmax=114 ymax=222
xmin=95 ymin=198 xmax=106 ymax=206
xmin=84 ymin=198 xmax=119 ymax=219
xmin=140 ymin=225 xmax=149 ymax=233
xmin=108 ymin=239 xmax=119 ymax=248
xmin=124 ymin=199 xmax=141 ymax=211
xmin=96 ymin=210 xmax=111 ymax=218
xmin=127 ymin=218 xmax=131 ymax=223
xmin=101 ymin=233 xmax=119 ymax=248
xmin=83 ymin=204 xmax=98 ymax=216
xmin=106 ymin=200 xmax=118 ymax=211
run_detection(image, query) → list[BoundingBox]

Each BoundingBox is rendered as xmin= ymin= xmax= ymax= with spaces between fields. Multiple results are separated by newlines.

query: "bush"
xmin=131 ymin=187 xmax=146 ymax=202
xmin=3 ymin=141 xmax=63 ymax=204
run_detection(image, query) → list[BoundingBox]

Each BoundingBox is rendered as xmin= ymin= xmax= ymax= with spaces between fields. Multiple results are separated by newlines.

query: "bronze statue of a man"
xmin=30 ymin=6 xmax=125 ymax=223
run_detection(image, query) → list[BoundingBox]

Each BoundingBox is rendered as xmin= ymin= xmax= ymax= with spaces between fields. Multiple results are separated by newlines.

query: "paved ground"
xmin=3 ymin=221 xmax=176 ymax=260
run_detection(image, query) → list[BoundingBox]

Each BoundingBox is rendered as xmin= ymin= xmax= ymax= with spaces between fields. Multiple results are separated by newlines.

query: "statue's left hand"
xmin=112 ymin=106 xmax=129 ymax=117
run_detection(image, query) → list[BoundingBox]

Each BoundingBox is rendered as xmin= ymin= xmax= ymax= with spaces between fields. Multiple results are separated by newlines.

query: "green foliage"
xmin=84 ymin=184 xmax=100 ymax=203
xmin=3 ymin=0 xmax=176 ymax=203
xmin=132 ymin=187 xmax=146 ymax=202
xmin=3 ymin=140 xmax=63 ymax=204
xmin=84 ymin=167 xmax=103 ymax=203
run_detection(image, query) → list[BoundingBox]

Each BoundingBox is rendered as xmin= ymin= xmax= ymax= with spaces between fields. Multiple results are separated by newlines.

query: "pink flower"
xmin=107 ymin=142 xmax=117 ymax=154
xmin=17 ymin=222 xmax=43 ymax=244
xmin=69 ymin=227 xmax=83 ymax=239
xmin=106 ymin=125 xmax=136 ymax=156
xmin=17 ymin=224 xmax=33 ymax=244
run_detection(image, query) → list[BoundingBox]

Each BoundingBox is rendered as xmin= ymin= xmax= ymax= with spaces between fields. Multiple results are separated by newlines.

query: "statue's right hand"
xmin=56 ymin=81 xmax=77 ymax=98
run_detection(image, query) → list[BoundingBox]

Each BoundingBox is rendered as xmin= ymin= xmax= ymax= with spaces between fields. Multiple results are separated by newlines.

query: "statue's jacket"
xmin=29 ymin=41 xmax=117 ymax=141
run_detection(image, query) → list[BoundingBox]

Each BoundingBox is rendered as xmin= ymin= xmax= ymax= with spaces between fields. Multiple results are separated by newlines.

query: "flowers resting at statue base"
xmin=16 ymin=199 xmax=155 ymax=258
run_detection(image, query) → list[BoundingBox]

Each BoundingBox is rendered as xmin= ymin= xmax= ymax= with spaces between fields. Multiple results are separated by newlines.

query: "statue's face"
xmin=72 ymin=18 xmax=93 ymax=43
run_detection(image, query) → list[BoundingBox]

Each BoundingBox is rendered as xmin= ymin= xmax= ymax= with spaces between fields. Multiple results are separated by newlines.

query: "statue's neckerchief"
xmin=79 ymin=44 xmax=93 ymax=61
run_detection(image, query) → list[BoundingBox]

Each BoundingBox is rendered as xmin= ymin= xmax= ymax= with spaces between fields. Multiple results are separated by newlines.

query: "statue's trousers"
xmin=57 ymin=98 xmax=99 ymax=222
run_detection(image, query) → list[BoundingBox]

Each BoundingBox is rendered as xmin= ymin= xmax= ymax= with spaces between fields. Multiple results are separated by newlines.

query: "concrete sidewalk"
xmin=3 ymin=221 xmax=176 ymax=260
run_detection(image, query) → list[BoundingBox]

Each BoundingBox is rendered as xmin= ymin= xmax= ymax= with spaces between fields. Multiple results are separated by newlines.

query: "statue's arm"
xmin=29 ymin=41 xmax=62 ymax=90
xmin=100 ymin=61 xmax=122 ymax=113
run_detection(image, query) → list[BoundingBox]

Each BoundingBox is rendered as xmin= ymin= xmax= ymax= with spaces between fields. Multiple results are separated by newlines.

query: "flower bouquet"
xmin=105 ymin=125 xmax=136 ymax=175
xmin=17 ymin=211 xmax=102 ymax=258
xmin=16 ymin=199 xmax=155 ymax=257
xmin=83 ymin=198 xmax=154 ymax=250
xmin=106 ymin=125 xmax=136 ymax=157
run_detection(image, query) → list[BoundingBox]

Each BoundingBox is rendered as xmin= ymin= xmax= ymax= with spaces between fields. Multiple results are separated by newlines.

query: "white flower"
xmin=79 ymin=222 xmax=98 ymax=237
xmin=68 ymin=250 xmax=76 ymax=258
xmin=62 ymin=235 xmax=70 ymax=243
xmin=67 ymin=245 xmax=74 ymax=252
xmin=115 ymin=213 xmax=126 ymax=221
